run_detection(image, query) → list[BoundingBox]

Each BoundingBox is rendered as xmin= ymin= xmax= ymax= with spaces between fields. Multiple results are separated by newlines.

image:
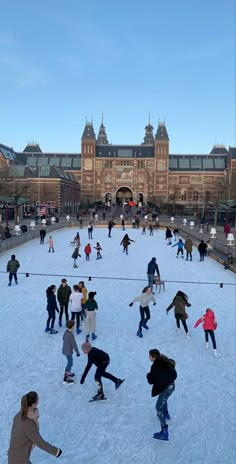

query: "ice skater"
xmin=120 ymin=233 xmax=135 ymax=255
xmin=94 ymin=242 xmax=102 ymax=259
xmin=48 ymin=236 xmax=54 ymax=253
xmin=80 ymin=342 xmax=125 ymax=401
xmin=7 ymin=254 xmax=20 ymax=286
xmin=84 ymin=243 xmax=92 ymax=261
xmin=198 ymin=240 xmax=207 ymax=261
xmin=78 ymin=281 xmax=88 ymax=322
xmin=172 ymin=238 xmax=184 ymax=258
xmin=62 ymin=320 xmax=80 ymax=384
xmin=165 ymin=227 xmax=173 ymax=245
xmin=39 ymin=228 xmax=46 ymax=244
xmin=69 ymin=284 xmax=83 ymax=334
xmin=8 ymin=391 xmax=62 ymax=463
xmin=57 ymin=278 xmax=72 ymax=327
xmin=194 ymin=308 xmax=221 ymax=357
xmin=147 ymin=257 xmax=160 ymax=292
xmin=129 ymin=286 xmax=156 ymax=338
xmin=184 ymin=236 xmax=193 ymax=261
xmin=147 ymin=349 xmax=177 ymax=441
xmin=45 ymin=285 xmax=59 ymax=334
xmin=71 ymin=246 xmax=81 ymax=268
xmin=84 ymin=291 xmax=98 ymax=341
xmin=166 ymin=291 xmax=191 ymax=339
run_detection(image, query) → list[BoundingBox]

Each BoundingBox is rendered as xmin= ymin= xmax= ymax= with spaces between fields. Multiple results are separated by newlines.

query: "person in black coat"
xmin=147 ymin=349 xmax=177 ymax=441
xmin=45 ymin=285 xmax=59 ymax=334
xmin=147 ymin=257 xmax=160 ymax=292
xmin=40 ymin=228 xmax=46 ymax=244
xmin=165 ymin=227 xmax=173 ymax=245
xmin=80 ymin=342 xmax=124 ymax=400
xmin=198 ymin=240 xmax=207 ymax=261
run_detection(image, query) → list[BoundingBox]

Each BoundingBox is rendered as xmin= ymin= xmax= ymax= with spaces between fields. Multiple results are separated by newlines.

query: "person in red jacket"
xmin=84 ymin=243 xmax=92 ymax=261
xmin=194 ymin=308 xmax=221 ymax=357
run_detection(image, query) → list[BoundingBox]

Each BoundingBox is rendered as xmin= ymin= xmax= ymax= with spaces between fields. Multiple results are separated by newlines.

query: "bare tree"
xmin=0 ymin=166 xmax=30 ymax=223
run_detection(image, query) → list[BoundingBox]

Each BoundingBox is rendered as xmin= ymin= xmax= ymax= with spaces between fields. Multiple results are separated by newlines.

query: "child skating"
xmin=80 ymin=342 xmax=125 ymax=401
xmin=172 ymin=238 xmax=184 ymax=258
xmin=94 ymin=242 xmax=102 ymax=259
xmin=129 ymin=286 xmax=156 ymax=338
xmin=84 ymin=243 xmax=92 ymax=261
xmin=71 ymin=246 xmax=81 ymax=268
xmin=48 ymin=236 xmax=54 ymax=253
xmin=194 ymin=308 xmax=221 ymax=357
xmin=166 ymin=291 xmax=191 ymax=339
xmin=62 ymin=320 xmax=80 ymax=384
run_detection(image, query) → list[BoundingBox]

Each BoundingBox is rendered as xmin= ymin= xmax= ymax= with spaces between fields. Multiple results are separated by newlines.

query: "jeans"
xmin=199 ymin=253 xmax=205 ymax=261
xmin=46 ymin=309 xmax=55 ymax=329
xmin=139 ymin=306 xmax=150 ymax=330
xmin=177 ymin=249 xmax=183 ymax=256
xmin=59 ymin=303 xmax=69 ymax=323
xmin=156 ymin=382 xmax=175 ymax=427
xmin=9 ymin=272 xmax=17 ymax=284
xmin=186 ymin=251 xmax=192 ymax=260
xmin=71 ymin=311 xmax=81 ymax=328
xmin=204 ymin=330 xmax=216 ymax=349
xmin=65 ymin=354 xmax=73 ymax=373
xmin=175 ymin=314 xmax=188 ymax=333
xmin=147 ymin=273 xmax=154 ymax=291
xmin=95 ymin=357 xmax=118 ymax=394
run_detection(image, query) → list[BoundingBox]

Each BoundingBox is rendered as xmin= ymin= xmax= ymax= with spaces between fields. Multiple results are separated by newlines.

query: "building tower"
xmin=97 ymin=114 xmax=109 ymax=145
xmin=81 ymin=121 xmax=96 ymax=203
xmin=154 ymin=121 xmax=169 ymax=201
xmin=142 ymin=114 xmax=155 ymax=145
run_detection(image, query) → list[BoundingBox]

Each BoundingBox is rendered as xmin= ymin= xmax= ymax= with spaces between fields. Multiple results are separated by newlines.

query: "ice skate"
xmin=50 ymin=328 xmax=58 ymax=334
xmin=142 ymin=322 xmax=149 ymax=330
xmin=214 ymin=350 xmax=222 ymax=358
xmin=63 ymin=375 xmax=74 ymax=385
xmin=153 ymin=426 xmax=169 ymax=441
xmin=136 ymin=329 xmax=143 ymax=338
xmin=176 ymin=328 xmax=180 ymax=335
xmin=205 ymin=342 xmax=209 ymax=350
xmin=115 ymin=379 xmax=125 ymax=390
xmin=186 ymin=333 xmax=191 ymax=340
xmin=92 ymin=333 xmax=97 ymax=340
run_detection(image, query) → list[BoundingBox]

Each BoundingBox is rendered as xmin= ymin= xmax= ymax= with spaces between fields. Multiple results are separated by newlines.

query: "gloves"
xmin=56 ymin=449 xmax=62 ymax=458
xmin=76 ymin=353 xmax=80 ymax=357
xmin=129 ymin=303 xmax=133 ymax=307
xmin=80 ymin=379 xmax=84 ymax=384
xmin=153 ymin=303 xmax=156 ymax=306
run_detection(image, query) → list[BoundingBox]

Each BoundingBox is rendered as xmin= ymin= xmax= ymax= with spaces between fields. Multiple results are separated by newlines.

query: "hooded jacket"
xmin=147 ymin=356 xmax=177 ymax=396
xmin=166 ymin=294 xmax=191 ymax=318
xmin=194 ymin=309 xmax=217 ymax=331
xmin=147 ymin=258 xmax=160 ymax=276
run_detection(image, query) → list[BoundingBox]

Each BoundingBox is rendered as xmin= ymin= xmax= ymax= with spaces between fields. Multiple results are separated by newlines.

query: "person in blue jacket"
xmin=172 ymin=238 xmax=185 ymax=258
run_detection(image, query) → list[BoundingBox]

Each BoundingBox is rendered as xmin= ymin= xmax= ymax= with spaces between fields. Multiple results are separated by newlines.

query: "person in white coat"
xmin=129 ymin=287 xmax=156 ymax=338
xmin=69 ymin=285 xmax=83 ymax=334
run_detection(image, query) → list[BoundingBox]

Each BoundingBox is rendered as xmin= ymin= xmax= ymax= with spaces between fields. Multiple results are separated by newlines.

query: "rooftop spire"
xmin=97 ymin=115 xmax=109 ymax=144
xmin=81 ymin=121 xmax=96 ymax=140
xmin=155 ymin=121 xmax=169 ymax=141
xmin=142 ymin=115 xmax=154 ymax=145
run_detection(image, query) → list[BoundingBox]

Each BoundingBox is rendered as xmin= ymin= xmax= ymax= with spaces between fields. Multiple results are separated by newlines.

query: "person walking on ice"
xmin=84 ymin=243 xmax=92 ymax=261
xmin=7 ymin=254 xmax=20 ymax=286
xmin=129 ymin=286 xmax=156 ymax=338
xmin=84 ymin=291 xmax=98 ymax=341
xmin=172 ymin=238 xmax=185 ymax=258
xmin=146 ymin=349 xmax=177 ymax=441
xmin=184 ymin=236 xmax=193 ymax=261
xmin=62 ymin=320 xmax=80 ymax=384
xmin=80 ymin=342 xmax=125 ymax=401
xmin=166 ymin=291 xmax=191 ymax=339
xmin=48 ymin=236 xmax=54 ymax=253
xmin=194 ymin=308 xmax=221 ymax=357
xmin=57 ymin=278 xmax=71 ymax=327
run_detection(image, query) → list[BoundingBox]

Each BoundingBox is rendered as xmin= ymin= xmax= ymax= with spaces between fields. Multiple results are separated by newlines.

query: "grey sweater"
xmin=62 ymin=329 xmax=80 ymax=356
xmin=8 ymin=412 xmax=58 ymax=464
xmin=132 ymin=293 xmax=156 ymax=308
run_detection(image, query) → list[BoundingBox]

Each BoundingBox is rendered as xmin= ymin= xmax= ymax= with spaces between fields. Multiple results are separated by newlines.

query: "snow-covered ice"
xmin=0 ymin=227 xmax=235 ymax=464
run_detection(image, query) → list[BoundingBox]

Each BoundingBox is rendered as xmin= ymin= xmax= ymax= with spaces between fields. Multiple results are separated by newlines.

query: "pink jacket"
xmin=194 ymin=309 xmax=217 ymax=331
xmin=48 ymin=238 xmax=54 ymax=247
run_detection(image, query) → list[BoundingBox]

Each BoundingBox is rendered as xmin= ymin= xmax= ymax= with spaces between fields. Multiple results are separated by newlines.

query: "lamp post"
xmin=5 ymin=203 xmax=9 ymax=228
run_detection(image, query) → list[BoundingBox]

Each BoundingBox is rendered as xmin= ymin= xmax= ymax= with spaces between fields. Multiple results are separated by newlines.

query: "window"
xmin=181 ymin=190 xmax=187 ymax=201
xmin=104 ymin=160 xmax=112 ymax=168
xmin=137 ymin=160 xmax=145 ymax=169
xmin=193 ymin=191 xmax=199 ymax=201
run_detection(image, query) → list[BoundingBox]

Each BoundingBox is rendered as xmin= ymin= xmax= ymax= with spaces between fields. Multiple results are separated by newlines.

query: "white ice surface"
xmin=0 ymin=227 xmax=235 ymax=464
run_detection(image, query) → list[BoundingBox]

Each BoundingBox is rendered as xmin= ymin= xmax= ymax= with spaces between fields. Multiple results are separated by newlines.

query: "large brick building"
xmin=0 ymin=118 xmax=235 ymax=213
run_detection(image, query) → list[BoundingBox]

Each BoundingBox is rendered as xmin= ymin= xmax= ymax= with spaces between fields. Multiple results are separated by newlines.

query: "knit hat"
xmin=81 ymin=342 xmax=92 ymax=353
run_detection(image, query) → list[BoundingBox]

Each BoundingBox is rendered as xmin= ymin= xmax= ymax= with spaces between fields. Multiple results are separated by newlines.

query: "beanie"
xmin=11 ymin=254 xmax=16 ymax=259
xmin=81 ymin=342 xmax=92 ymax=353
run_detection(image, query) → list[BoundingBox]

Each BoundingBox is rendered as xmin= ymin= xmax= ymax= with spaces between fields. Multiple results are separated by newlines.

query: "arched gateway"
xmin=116 ymin=186 xmax=133 ymax=205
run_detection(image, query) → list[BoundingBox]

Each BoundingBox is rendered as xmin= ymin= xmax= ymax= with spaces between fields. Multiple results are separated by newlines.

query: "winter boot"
xmin=142 ymin=322 xmax=149 ymax=330
xmin=115 ymin=379 xmax=125 ymax=390
xmin=50 ymin=328 xmax=58 ymax=334
xmin=136 ymin=329 xmax=143 ymax=338
xmin=214 ymin=349 xmax=222 ymax=358
xmin=76 ymin=328 xmax=81 ymax=335
xmin=92 ymin=333 xmax=97 ymax=341
xmin=153 ymin=425 xmax=169 ymax=441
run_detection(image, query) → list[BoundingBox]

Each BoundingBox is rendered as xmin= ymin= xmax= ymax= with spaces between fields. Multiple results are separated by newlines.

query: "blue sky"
xmin=0 ymin=0 xmax=235 ymax=153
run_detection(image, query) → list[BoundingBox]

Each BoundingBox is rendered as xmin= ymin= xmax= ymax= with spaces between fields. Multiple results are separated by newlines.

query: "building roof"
xmin=23 ymin=143 xmax=42 ymax=153
xmin=96 ymin=145 xmax=155 ymax=158
xmin=169 ymin=155 xmax=228 ymax=171
xmin=155 ymin=122 xmax=169 ymax=141
xmin=0 ymin=143 xmax=18 ymax=163
xmin=15 ymin=152 xmax=81 ymax=170
xmin=210 ymin=144 xmax=228 ymax=155
xmin=81 ymin=121 xmax=96 ymax=140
